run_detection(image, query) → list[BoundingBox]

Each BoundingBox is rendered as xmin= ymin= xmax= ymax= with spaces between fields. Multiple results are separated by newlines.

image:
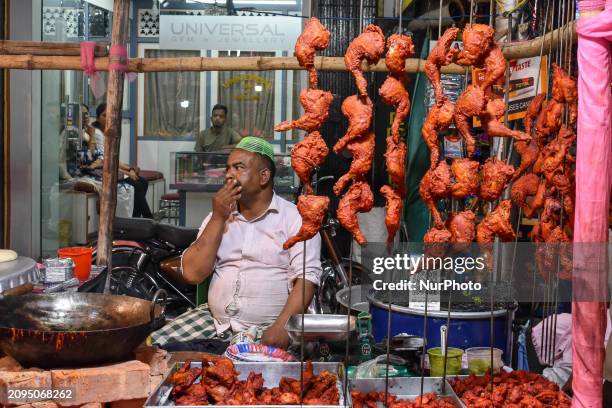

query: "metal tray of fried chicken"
xmin=145 ymin=360 xmax=346 ymax=407
xmin=446 ymin=372 xmax=572 ymax=408
xmin=349 ymin=377 xmax=463 ymax=407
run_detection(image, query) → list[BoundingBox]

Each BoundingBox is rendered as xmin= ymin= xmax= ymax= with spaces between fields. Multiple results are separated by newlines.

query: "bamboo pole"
xmin=0 ymin=40 xmax=109 ymax=56
xmin=99 ymin=0 xmax=129 ymax=289
xmin=0 ymin=21 xmax=575 ymax=73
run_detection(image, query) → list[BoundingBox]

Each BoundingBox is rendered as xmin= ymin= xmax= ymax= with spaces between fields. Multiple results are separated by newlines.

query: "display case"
xmin=170 ymin=151 xmax=297 ymax=194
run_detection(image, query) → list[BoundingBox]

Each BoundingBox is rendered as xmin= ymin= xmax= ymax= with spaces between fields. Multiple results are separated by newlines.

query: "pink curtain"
xmin=573 ymin=2 xmax=612 ymax=407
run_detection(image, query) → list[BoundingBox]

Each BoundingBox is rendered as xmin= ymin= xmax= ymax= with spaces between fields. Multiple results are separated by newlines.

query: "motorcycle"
xmin=89 ymin=217 xmax=199 ymax=317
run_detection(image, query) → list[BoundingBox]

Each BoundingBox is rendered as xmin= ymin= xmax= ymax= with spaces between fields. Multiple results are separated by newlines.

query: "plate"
xmin=224 ymin=343 xmax=295 ymax=362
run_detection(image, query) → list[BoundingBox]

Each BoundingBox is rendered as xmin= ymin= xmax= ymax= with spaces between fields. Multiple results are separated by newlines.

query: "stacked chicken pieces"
xmin=510 ymin=64 xmax=577 ymax=280
xmin=421 ymin=24 xmax=531 ymax=256
xmin=276 ymin=17 xmax=333 ymax=250
xmin=334 ymin=25 xmax=415 ymax=246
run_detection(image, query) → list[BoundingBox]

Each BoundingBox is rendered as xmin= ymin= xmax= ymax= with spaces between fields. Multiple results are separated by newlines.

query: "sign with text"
xmin=160 ymin=15 xmax=301 ymax=52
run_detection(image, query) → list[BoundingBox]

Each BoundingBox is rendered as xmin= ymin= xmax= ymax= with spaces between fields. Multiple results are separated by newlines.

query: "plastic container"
xmin=466 ymin=347 xmax=503 ymax=374
xmin=57 ymin=247 xmax=93 ymax=282
xmin=428 ymin=347 xmax=463 ymax=376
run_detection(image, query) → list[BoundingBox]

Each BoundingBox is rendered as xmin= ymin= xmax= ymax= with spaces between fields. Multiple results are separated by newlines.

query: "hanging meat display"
xmin=294 ymin=16 xmax=330 ymax=90
xmin=336 ymin=181 xmax=374 ymax=246
xmin=344 ymin=24 xmax=386 ymax=97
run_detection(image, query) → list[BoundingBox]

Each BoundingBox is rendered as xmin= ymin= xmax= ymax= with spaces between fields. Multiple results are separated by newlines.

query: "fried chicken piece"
xmin=333 ymin=95 xmax=373 ymax=153
xmin=425 ymin=27 xmax=460 ymax=106
xmin=552 ymin=63 xmax=578 ymax=124
xmin=537 ymin=226 xmax=572 ymax=281
xmin=275 ymin=88 xmax=333 ymax=132
xmin=283 ymin=195 xmax=330 ymax=250
xmin=476 ymin=200 xmax=516 ymax=243
xmin=523 ymin=93 xmax=546 ymax=136
xmin=295 ymin=17 xmax=330 ymax=89
xmin=530 ymin=197 xmax=562 ymax=242
xmin=203 ymin=356 xmax=237 ymax=388
xmin=171 ymin=360 xmax=203 ymax=396
xmin=424 ymin=225 xmax=452 ymax=257
xmin=480 ymin=96 xmax=531 ymax=141
xmin=380 ymin=185 xmax=402 ymax=244
xmin=419 ymin=161 xmax=452 ymax=228
xmin=385 ymin=34 xmax=415 ymax=83
xmin=456 ymin=24 xmax=496 ymax=67
xmin=540 ymin=126 xmax=576 ymax=184
xmin=333 ymin=132 xmax=375 ymax=195
xmin=291 ymin=131 xmax=329 ymax=194
xmin=481 ymin=46 xmax=507 ymax=91
xmin=303 ymin=370 xmax=336 ymax=401
xmin=511 ymin=173 xmax=540 ymax=208
xmin=455 ymin=85 xmax=486 ymax=157
xmin=447 ymin=210 xmax=477 ymax=251
xmin=479 ymin=158 xmax=515 ymax=201
xmin=534 ymin=99 xmax=563 ymax=146
xmin=451 ymin=158 xmax=480 ymax=198
xmin=385 ymin=137 xmax=407 ymax=196
xmin=344 ymin=24 xmax=385 ymax=96
xmin=512 ymin=139 xmax=540 ymax=180
xmin=422 ymin=99 xmax=455 ymax=168
xmin=337 ymin=181 xmax=374 ymax=245
xmin=523 ymin=180 xmax=546 ymax=219
xmin=379 ymin=75 xmax=411 ymax=144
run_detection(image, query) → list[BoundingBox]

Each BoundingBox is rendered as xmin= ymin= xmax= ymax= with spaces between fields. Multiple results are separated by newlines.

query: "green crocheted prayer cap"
xmin=236 ymin=136 xmax=275 ymax=162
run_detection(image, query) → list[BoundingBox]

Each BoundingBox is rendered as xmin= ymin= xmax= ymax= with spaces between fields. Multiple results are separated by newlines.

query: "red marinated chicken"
xmin=479 ymin=157 xmax=515 ymax=201
xmin=337 ymin=181 xmax=374 ymax=245
xmin=419 ymin=161 xmax=452 ymax=228
xmin=450 ymin=158 xmax=480 ymax=199
xmin=380 ymin=185 xmax=403 ymax=244
xmin=283 ymin=195 xmax=330 ymax=250
xmin=425 ymin=27 xmax=459 ymax=105
xmin=512 ymin=139 xmax=540 ymax=180
xmin=535 ymin=99 xmax=563 ymax=146
xmin=275 ymin=88 xmax=333 ymax=132
xmin=552 ymin=63 xmax=578 ymax=124
xmin=530 ymin=196 xmax=562 ymax=242
xmin=510 ymin=173 xmax=541 ymax=208
xmin=454 ymin=85 xmax=486 ymax=157
xmin=476 ymin=200 xmax=516 ymax=243
xmin=480 ymin=96 xmax=531 ymax=141
xmin=333 ymin=95 xmax=373 ymax=153
xmin=344 ymin=24 xmax=386 ymax=96
xmin=385 ymin=137 xmax=407 ymax=196
xmin=385 ymin=34 xmax=415 ymax=83
xmin=291 ymin=131 xmax=329 ymax=194
xmin=447 ymin=210 xmax=477 ymax=250
xmin=424 ymin=225 xmax=453 ymax=257
xmin=333 ymin=132 xmax=375 ymax=196
xmin=456 ymin=24 xmax=495 ymax=67
xmin=422 ymin=99 xmax=455 ymax=169
xmin=379 ymin=75 xmax=411 ymax=144
xmin=523 ymin=93 xmax=546 ymax=136
xmin=294 ymin=17 xmax=330 ymax=89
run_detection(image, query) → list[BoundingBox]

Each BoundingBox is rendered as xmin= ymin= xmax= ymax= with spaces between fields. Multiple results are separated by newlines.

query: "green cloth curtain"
xmin=404 ymin=34 xmax=432 ymax=242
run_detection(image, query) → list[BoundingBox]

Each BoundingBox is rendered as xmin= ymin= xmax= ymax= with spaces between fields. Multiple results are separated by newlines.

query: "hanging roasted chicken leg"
xmin=333 ymin=95 xmax=373 ymax=153
xmin=451 ymin=158 xmax=480 ymax=199
xmin=454 ymin=85 xmax=486 ymax=157
xmin=290 ymin=131 xmax=329 ymax=194
xmin=419 ymin=161 xmax=452 ymax=228
xmin=283 ymin=195 xmax=330 ymax=250
xmin=479 ymin=157 xmax=515 ymax=201
xmin=379 ymin=75 xmax=410 ymax=144
xmin=422 ymin=99 xmax=455 ymax=169
xmin=425 ymin=27 xmax=459 ymax=106
xmin=480 ymin=96 xmax=531 ymax=142
xmin=476 ymin=200 xmax=516 ymax=243
xmin=385 ymin=34 xmax=415 ymax=84
xmin=333 ymin=132 xmax=375 ymax=196
xmin=337 ymin=181 xmax=374 ymax=246
xmin=294 ymin=17 xmax=330 ymax=89
xmin=344 ymin=24 xmax=385 ymax=97
xmin=274 ymin=88 xmax=333 ymax=132
xmin=380 ymin=185 xmax=402 ymax=244
xmin=385 ymin=136 xmax=407 ymax=197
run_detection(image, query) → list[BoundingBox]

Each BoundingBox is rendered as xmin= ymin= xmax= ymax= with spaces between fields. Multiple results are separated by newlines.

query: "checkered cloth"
xmin=150 ymin=303 xmax=268 ymax=347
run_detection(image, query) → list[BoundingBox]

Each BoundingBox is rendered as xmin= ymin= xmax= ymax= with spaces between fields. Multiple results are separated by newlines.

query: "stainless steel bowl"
xmin=335 ymin=284 xmax=370 ymax=315
xmin=285 ymin=314 xmax=356 ymax=343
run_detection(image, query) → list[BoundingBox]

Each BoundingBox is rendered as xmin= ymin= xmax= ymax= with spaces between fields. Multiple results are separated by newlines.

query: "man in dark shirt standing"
xmin=195 ymin=104 xmax=242 ymax=152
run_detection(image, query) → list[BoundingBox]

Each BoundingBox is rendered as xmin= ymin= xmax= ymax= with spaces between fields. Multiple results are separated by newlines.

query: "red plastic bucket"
xmin=58 ymin=247 xmax=94 ymax=282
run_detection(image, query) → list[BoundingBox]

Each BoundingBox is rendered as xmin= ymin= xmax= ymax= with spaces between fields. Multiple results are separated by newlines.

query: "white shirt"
xmin=192 ymin=193 xmax=322 ymax=334
xmin=94 ymin=128 xmax=105 ymax=157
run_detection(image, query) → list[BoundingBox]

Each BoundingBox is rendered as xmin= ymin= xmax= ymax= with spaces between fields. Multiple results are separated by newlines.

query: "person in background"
xmin=60 ymin=104 xmax=95 ymax=181
xmin=194 ymin=104 xmax=242 ymax=152
xmin=88 ymin=103 xmax=153 ymax=219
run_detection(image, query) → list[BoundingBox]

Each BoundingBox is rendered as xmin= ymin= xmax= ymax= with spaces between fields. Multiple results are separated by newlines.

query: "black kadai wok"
xmin=0 ymin=291 xmax=166 ymax=369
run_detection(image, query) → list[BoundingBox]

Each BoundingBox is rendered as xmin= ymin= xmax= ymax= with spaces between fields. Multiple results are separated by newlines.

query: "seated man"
xmin=151 ymin=137 xmax=321 ymax=349
xmin=194 ymin=104 xmax=242 ymax=152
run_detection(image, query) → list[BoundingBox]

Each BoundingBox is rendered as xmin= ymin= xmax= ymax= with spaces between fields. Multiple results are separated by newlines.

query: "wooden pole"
xmin=0 ymin=21 xmax=575 ymax=73
xmin=0 ymin=40 xmax=109 ymax=56
xmin=99 ymin=0 xmax=129 ymax=291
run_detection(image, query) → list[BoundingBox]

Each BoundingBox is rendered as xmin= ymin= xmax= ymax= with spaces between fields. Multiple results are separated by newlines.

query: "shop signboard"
xmin=473 ymin=55 xmax=549 ymax=126
xmin=159 ymin=15 xmax=301 ymax=52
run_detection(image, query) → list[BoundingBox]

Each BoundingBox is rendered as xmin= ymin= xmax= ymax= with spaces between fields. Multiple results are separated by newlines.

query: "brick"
xmin=109 ymin=398 xmax=146 ymax=408
xmin=134 ymin=346 xmax=169 ymax=376
xmin=0 ymin=370 xmax=52 ymax=388
xmin=148 ymin=374 xmax=164 ymax=395
xmin=0 ymin=356 xmax=23 ymax=372
xmin=51 ymin=360 xmax=150 ymax=406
